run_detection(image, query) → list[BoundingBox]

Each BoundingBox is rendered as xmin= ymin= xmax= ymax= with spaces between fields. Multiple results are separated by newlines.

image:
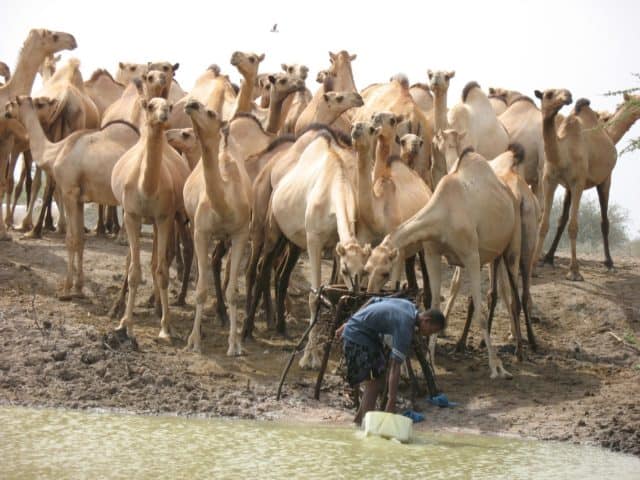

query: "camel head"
xmin=427 ymin=70 xmax=455 ymax=94
xmin=267 ymin=73 xmax=305 ymax=103
xmin=184 ymin=99 xmax=227 ymax=137
xmin=116 ymin=62 xmax=147 ymax=85
xmin=322 ymin=91 xmax=364 ymax=114
xmin=397 ymin=133 xmax=424 ymax=168
xmin=610 ymin=92 xmax=640 ymax=122
xmin=32 ymin=96 xmax=58 ymax=126
xmin=316 ymin=69 xmax=335 ymax=84
xmin=140 ymin=97 xmax=172 ymax=129
xmin=336 ymin=240 xmax=371 ymax=293
xmin=488 ymin=86 xmax=509 ymax=103
xmin=4 ymin=96 xmax=42 ymax=124
xmin=328 ymin=50 xmax=357 ymax=77
xmin=28 ymin=29 xmax=77 ymax=56
xmin=166 ymin=128 xmax=197 ymax=154
xmin=38 ymin=54 xmax=61 ymax=81
xmin=281 ymin=63 xmax=309 ymax=81
xmin=364 ymin=239 xmax=399 ymax=293
xmin=434 ymin=129 xmax=467 ymax=173
xmin=0 ymin=61 xmax=10 ymax=81
xmin=597 ymin=110 xmax=614 ymax=124
xmin=389 ymin=73 xmax=409 ymax=90
xmin=534 ymin=89 xmax=573 ymax=118
xmin=371 ymin=112 xmax=404 ymax=143
xmin=351 ymin=121 xmax=380 ymax=155
xmin=143 ymin=70 xmax=170 ymax=99
xmin=231 ymin=51 xmax=265 ymax=79
xmin=148 ymin=61 xmax=179 ymax=78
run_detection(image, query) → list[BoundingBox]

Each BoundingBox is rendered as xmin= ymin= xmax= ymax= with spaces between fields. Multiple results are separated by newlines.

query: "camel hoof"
xmin=0 ymin=232 xmax=12 ymax=242
xmin=72 ymin=290 xmax=86 ymax=299
xmin=172 ymin=297 xmax=187 ymax=307
xmin=454 ymin=342 xmax=466 ymax=354
xmin=542 ymin=254 xmax=555 ymax=266
xmin=565 ymin=270 xmax=584 ymax=282
xmin=298 ymin=355 xmax=312 ymax=370
xmin=226 ymin=343 xmax=243 ymax=356
xmin=21 ymin=230 xmax=42 ymax=240
xmin=58 ymin=292 xmax=72 ymax=301
xmin=156 ymin=333 xmax=173 ymax=345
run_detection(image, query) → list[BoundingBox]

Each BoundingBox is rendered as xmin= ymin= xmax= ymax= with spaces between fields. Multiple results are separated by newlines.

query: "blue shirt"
xmin=343 ymin=297 xmax=418 ymax=362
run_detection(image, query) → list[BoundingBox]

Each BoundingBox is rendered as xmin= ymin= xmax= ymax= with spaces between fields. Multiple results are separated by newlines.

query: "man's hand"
xmin=335 ymin=323 xmax=347 ymax=339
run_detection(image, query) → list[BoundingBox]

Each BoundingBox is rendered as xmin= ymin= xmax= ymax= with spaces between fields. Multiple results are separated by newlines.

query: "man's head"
xmin=416 ymin=308 xmax=446 ymax=336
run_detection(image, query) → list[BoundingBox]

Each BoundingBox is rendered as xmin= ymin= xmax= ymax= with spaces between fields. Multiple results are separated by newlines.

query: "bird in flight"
xmin=270 ymin=23 xmax=278 ymax=33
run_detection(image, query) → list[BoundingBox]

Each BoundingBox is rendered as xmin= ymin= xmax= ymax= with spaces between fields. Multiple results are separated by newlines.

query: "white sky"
xmin=1 ymin=0 xmax=639 ymax=235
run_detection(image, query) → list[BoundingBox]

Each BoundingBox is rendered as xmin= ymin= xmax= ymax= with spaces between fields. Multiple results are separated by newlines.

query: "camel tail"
xmin=507 ymin=142 xmax=526 ymax=167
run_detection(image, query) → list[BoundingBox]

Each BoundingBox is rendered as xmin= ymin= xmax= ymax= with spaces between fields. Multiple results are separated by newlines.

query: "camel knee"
xmin=195 ymin=286 xmax=207 ymax=306
xmin=156 ymin=261 xmax=169 ymax=289
xmin=567 ymin=221 xmax=578 ymax=240
xmin=128 ymin=265 xmax=142 ymax=288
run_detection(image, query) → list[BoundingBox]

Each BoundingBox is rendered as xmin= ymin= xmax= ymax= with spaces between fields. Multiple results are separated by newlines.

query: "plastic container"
xmin=362 ymin=411 xmax=413 ymax=443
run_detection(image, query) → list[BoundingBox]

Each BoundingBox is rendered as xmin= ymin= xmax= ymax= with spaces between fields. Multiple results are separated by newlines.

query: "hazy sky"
xmin=1 ymin=0 xmax=639 ymax=235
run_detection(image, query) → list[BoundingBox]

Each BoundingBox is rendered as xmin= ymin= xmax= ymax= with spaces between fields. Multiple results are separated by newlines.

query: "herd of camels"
xmin=1 ymin=28 xmax=638 ymax=379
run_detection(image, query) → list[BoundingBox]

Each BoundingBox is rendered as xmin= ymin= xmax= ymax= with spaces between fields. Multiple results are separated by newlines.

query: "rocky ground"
xmin=0 ymin=229 xmax=638 ymax=456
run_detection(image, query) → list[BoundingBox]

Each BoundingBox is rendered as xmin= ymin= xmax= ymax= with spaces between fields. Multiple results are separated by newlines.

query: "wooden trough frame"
xmin=276 ymin=284 xmax=440 ymax=402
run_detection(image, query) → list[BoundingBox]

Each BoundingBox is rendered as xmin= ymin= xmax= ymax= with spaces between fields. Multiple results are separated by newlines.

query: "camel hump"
xmin=507 ymin=143 xmax=525 ymax=166
xmin=462 ymin=81 xmax=481 ymax=102
xmin=208 ymin=64 xmax=221 ymax=76
xmin=574 ymin=98 xmax=591 ymax=114
xmin=452 ymin=146 xmax=475 ymax=173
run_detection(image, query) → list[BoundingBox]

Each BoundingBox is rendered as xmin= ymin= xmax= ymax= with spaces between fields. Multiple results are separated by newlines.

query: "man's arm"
xmin=385 ymin=358 xmax=402 ymax=413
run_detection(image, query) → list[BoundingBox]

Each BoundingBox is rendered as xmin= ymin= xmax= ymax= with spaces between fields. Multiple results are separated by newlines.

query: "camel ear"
xmin=446 ymin=70 xmax=455 ymax=79
xmin=623 ymin=92 xmax=631 ymax=101
xmin=363 ymin=243 xmax=372 ymax=256
xmin=281 ymin=63 xmax=289 ymax=72
xmin=534 ymin=90 xmax=543 ymax=100
xmin=329 ymin=52 xmax=336 ymax=62
xmin=139 ymin=98 xmax=148 ymax=110
xmin=220 ymin=120 xmax=228 ymax=130
xmin=54 ymin=54 xmax=62 ymax=62
xmin=168 ymin=104 xmax=173 ymax=113
xmin=395 ymin=135 xmax=401 ymax=145
xmin=335 ymin=242 xmax=346 ymax=256
xmin=395 ymin=114 xmax=404 ymax=124
xmin=133 ymin=77 xmax=144 ymax=95
xmin=257 ymin=53 xmax=265 ymax=62
xmin=427 ymin=69 xmax=433 ymax=79
xmin=349 ymin=54 xmax=357 ymax=61
xmin=419 ymin=138 xmax=424 ymax=148
xmin=172 ymin=63 xmax=180 ymax=72
xmin=388 ymin=248 xmax=399 ymax=262
xmin=268 ymin=75 xmax=276 ymax=85
xmin=489 ymin=87 xmax=496 ymax=95
xmin=119 ymin=62 xmax=125 ymax=70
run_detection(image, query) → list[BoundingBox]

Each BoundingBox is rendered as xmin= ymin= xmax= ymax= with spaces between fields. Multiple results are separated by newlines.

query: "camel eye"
xmin=390 ymin=118 xmax=396 ymax=126
xmin=128 ymin=66 xmax=135 ymax=72
xmin=545 ymin=92 xmax=552 ymax=99
xmin=147 ymin=104 xmax=154 ymax=112
xmin=163 ymin=66 xmax=169 ymax=72
xmin=369 ymin=127 xmax=374 ymax=134
xmin=249 ymin=57 xmax=255 ymax=63
xmin=279 ymin=79 xmax=286 ymax=85
xmin=182 ymin=132 xmax=190 ymax=139
xmin=53 ymin=34 xmax=59 ymax=42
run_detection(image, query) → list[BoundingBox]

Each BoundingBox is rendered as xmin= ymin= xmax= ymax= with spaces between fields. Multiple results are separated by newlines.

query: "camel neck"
xmin=373 ymin=138 xmax=391 ymax=181
xmin=5 ymin=43 xmax=43 ymax=98
xmin=199 ymin=131 xmax=232 ymax=217
xmin=19 ymin=105 xmax=52 ymax=167
xmin=140 ymin=126 xmax=164 ymax=196
xmin=234 ymin=76 xmax=256 ymax=115
xmin=607 ymin=106 xmax=640 ymax=145
xmin=388 ymin=200 xmax=438 ymax=249
xmin=356 ymin=143 xmax=376 ymax=228
xmin=542 ymin=114 xmax=561 ymax=166
xmin=433 ymin=88 xmax=448 ymax=131
xmin=335 ymin=65 xmax=357 ymax=92
xmin=314 ymin=102 xmax=343 ymax=126
xmin=333 ymin=166 xmax=358 ymax=244
xmin=265 ymin=93 xmax=287 ymax=134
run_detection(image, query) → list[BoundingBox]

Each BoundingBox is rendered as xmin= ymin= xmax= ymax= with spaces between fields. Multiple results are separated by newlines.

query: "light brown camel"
xmin=6 ymin=96 xmax=139 ymax=298
xmin=488 ymin=87 xmax=523 ymax=116
xmin=534 ymin=91 xmax=617 ymax=280
xmin=427 ymin=69 xmax=455 ymax=186
xmin=497 ymin=95 xmax=546 ymax=205
xmin=182 ymin=99 xmax=252 ymax=354
xmin=0 ymin=28 xmax=77 ymax=239
xmin=166 ymin=127 xmax=201 ymax=170
xmin=231 ymin=51 xmax=265 ymax=115
xmin=84 ymin=69 xmax=125 ymax=118
xmin=279 ymin=63 xmax=312 ymax=134
xmin=294 ymin=88 xmax=364 ymax=135
xmin=434 ymin=130 xmax=540 ymax=354
xmin=266 ymin=132 xmax=370 ymax=368
xmin=364 ymin=147 xmax=522 ymax=378
xmin=110 ymin=96 xmax=190 ymax=340
xmin=115 ymin=62 xmax=146 ymax=85
xmin=601 ymin=92 xmax=640 ymax=144
xmin=448 ymin=81 xmax=509 ymax=160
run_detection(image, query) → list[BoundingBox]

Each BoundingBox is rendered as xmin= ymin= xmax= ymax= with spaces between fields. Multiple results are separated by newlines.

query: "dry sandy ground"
xmin=0 ymin=229 xmax=638 ymax=456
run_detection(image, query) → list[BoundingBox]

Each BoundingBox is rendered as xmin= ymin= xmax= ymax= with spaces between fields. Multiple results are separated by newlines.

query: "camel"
xmin=447 ymin=81 xmax=509 ymax=160
xmin=488 ymin=87 xmax=524 ymax=116
xmin=0 ymin=62 xmax=10 ymax=83
xmin=498 ymin=95 xmax=546 ymax=204
xmin=110 ymin=95 xmax=191 ymax=340
xmin=231 ymin=51 xmax=265 ymax=116
xmin=601 ymin=92 xmax=640 ymax=145
xmin=166 ymin=128 xmax=201 ymax=170
xmin=6 ymin=96 xmax=139 ymax=299
xmin=427 ymin=69 xmax=455 ymax=186
xmin=294 ymin=87 xmax=364 ymax=135
xmin=409 ymin=83 xmax=433 ymax=113
xmin=279 ymin=63 xmax=313 ymax=134
xmin=0 ymin=28 xmax=77 ymax=239
xmin=364 ymin=146 xmax=522 ymax=378
xmin=534 ymin=90 xmax=617 ymax=280
xmin=182 ymin=99 xmax=253 ymax=354
xmin=115 ymin=62 xmax=147 ymax=85
xmin=264 ymin=131 xmax=370 ymax=368
xmin=84 ymin=69 xmax=125 ymax=118
xmin=434 ymin=130 xmax=540 ymax=354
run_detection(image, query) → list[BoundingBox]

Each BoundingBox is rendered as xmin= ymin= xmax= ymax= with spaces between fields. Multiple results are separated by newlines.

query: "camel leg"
xmin=423 ymin=243 xmax=442 ymax=366
xmin=299 ymin=236 xmax=323 ymax=370
xmin=520 ymin=256 xmax=537 ymax=351
xmin=96 ymin=205 xmax=107 ymax=237
xmin=4 ymin=150 xmax=19 ymax=228
xmin=443 ymin=266 xmax=462 ymax=320
xmin=566 ymin=184 xmax=585 ymax=281
xmin=486 ymin=259 xmax=500 ymax=336
xmin=503 ymin=254 xmax=524 ymax=361
xmin=418 ymin=250 xmax=431 ymax=309
xmin=74 ymin=202 xmax=86 ymax=297
xmin=456 ymin=296 xmax=474 ymax=353
xmin=109 ymin=252 xmax=130 ymax=319
xmin=155 ymin=217 xmax=173 ymax=341
xmin=106 ymin=205 xmax=120 ymax=234
xmin=187 ymin=228 xmax=212 ymax=352
xmin=175 ymin=214 xmax=193 ymax=306
xmin=42 ymin=182 xmax=55 ymax=232
xmin=59 ymin=193 xmax=80 ymax=301
xmin=20 ymin=164 xmax=41 ymax=232
xmin=211 ymin=240 xmax=229 ymax=326
xmin=404 ymin=255 xmax=418 ymax=291
xmin=117 ymin=213 xmax=142 ymax=337
xmin=0 ymin=159 xmax=9 ymax=241
xmin=225 ymin=231 xmax=249 ymax=356
xmin=275 ymin=242 xmax=301 ymax=335
xmin=544 ymin=189 xmax=571 ymax=265
xmin=596 ymin=177 xmax=614 ymax=270
xmin=10 ymin=152 xmax=30 ymax=227
xmin=245 ymin=235 xmax=262 ymax=315
xmin=53 ymin=185 xmax=66 ymax=234
xmin=533 ymin=176 xmax=558 ymax=266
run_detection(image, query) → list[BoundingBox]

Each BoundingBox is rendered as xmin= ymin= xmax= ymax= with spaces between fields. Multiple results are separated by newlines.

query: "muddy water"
xmin=1 ymin=407 xmax=638 ymax=479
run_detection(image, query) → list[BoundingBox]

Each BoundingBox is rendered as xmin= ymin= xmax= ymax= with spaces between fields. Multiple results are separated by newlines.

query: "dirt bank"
xmin=0 ymin=230 xmax=638 ymax=456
